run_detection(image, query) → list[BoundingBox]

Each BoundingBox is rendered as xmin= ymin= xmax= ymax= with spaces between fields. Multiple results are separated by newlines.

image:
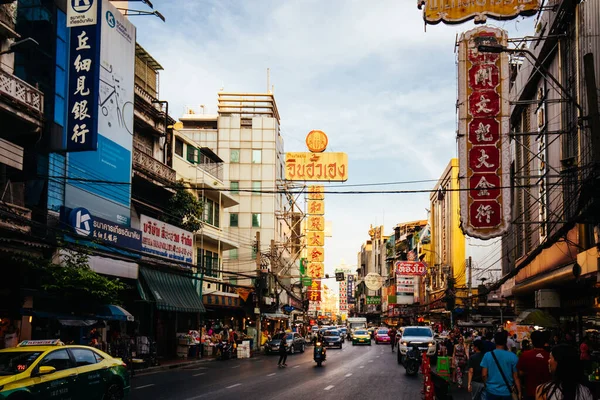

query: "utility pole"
xmin=255 ymin=232 xmax=261 ymax=352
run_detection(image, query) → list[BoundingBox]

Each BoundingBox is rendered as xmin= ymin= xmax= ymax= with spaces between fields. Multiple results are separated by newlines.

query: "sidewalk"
xmin=132 ymin=357 xmax=214 ymax=376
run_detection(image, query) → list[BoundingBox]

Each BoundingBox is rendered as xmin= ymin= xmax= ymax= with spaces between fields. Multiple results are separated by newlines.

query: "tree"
xmin=165 ymin=181 xmax=203 ymax=232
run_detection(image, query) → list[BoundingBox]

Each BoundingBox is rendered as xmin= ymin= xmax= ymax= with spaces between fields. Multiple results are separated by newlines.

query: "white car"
xmin=398 ymin=326 xmax=436 ymax=363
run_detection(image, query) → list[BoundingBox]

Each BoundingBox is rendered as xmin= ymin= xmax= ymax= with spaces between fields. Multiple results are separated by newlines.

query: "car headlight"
xmin=401 ymin=342 xmax=408 ymax=346
xmin=428 ymin=342 xmax=435 ymax=346
xmin=316 ymin=342 xmax=322 ymax=346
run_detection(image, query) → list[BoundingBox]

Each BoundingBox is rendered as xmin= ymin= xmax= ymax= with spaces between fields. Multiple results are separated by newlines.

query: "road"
xmin=129 ymin=341 xmax=423 ymax=400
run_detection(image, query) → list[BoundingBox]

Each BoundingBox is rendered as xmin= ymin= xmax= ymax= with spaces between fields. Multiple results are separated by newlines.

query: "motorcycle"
xmin=404 ymin=344 xmax=421 ymax=376
xmin=313 ymin=341 xmax=327 ymax=367
xmin=217 ymin=340 xmax=234 ymax=360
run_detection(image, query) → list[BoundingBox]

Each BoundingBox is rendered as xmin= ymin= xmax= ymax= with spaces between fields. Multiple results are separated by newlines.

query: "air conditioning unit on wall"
xmin=535 ymin=289 xmax=560 ymax=308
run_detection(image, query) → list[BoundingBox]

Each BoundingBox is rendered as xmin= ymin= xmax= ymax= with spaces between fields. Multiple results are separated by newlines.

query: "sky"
xmin=130 ymin=0 xmax=535 ymax=287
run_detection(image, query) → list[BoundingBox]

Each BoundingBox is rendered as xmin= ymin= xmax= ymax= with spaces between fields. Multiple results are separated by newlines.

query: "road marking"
xmin=292 ymin=365 xmax=300 ymax=369
xmin=359 ymin=365 xmax=365 ymax=369
xmin=192 ymin=367 xmax=208 ymax=370
xmin=345 ymin=373 xmax=353 ymax=377
xmin=231 ymin=365 xmax=240 ymax=369
xmin=267 ymin=373 xmax=276 ymax=376
xmin=193 ymin=373 xmax=205 ymax=377
xmin=135 ymin=384 xmax=155 ymax=389
xmin=324 ymin=385 xmax=335 ymax=391
xmin=227 ymin=383 xmax=241 ymax=389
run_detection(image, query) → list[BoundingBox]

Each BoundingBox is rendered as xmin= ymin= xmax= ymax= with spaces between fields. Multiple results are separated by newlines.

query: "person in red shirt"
xmin=517 ymin=330 xmax=551 ymax=400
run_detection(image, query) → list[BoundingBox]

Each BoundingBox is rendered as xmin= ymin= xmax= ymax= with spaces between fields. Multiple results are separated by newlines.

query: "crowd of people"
xmin=434 ymin=328 xmax=596 ymax=400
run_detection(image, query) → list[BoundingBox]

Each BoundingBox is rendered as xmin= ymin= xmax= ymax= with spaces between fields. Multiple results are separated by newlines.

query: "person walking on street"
xmin=517 ymin=330 xmax=551 ymax=400
xmin=454 ymin=335 xmax=469 ymax=387
xmin=389 ymin=327 xmax=397 ymax=352
xmin=277 ymin=333 xmax=288 ymax=368
xmin=536 ymin=344 xmax=593 ymax=400
xmin=481 ymin=331 xmax=522 ymax=400
xmin=468 ymin=340 xmax=486 ymax=400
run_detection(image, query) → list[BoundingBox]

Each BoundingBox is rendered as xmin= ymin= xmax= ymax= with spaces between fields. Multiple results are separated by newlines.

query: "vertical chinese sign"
xmin=458 ymin=27 xmax=511 ymax=239
xmin=337 ymin=268 xmax=348 ymax=314
xmin=65 ymin=0 xmax=136 ymax=225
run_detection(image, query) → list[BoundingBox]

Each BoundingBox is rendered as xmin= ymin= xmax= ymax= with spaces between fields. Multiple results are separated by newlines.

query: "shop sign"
xmin=306 ymin=231 xmax=325 ymax=247
xmin=307 ymin=215 xmax=325 ymax=231
xmin=395 ymin=261 xmax=427 ymax=276
xmin=418 ymin=0 xmax=539 ymax=25
xmin=307 ymin=200 xmax=325 ymax=215
xmin=67 ymin=0 xmax=98 ymax=27
xmin=285 ymin=152 xmax=348 ymax=181
xmin=289 ymin=297 xmax=302 ymax=309
xmin=203 ymin=294 xmax=240 ymax=307
xmin=366 ymin=296 xmax=381 ymax=305
xmin=140 ymin=215 xmax=194 ymax=263
xmin=458 ymin=27 xmax=511 ymax=239
xmin=63 ymin=207 xmax=141 ymax=250
xmin=307 ymin=247 xmax=324 ymax=263
xmin=282 ymin=305 xmax=295 ymax=313
xmin=301 ymin=276 xmax=313 ymax=286
xmin=306 ymin=262 xmax=324 ymax=278
xmin=307 ymin=281 xmax=322 ymax=302
xmin=308 ymin=185 xmax=325 ymax=200
xmin=365 ymin=273 xmax=383 ymax=290
xmin=347 ymin=275 xmax=355 ymax=304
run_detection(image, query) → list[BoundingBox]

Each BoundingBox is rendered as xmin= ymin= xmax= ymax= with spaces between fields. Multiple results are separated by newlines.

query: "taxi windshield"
xmin=0 ymin=351 xmax=43 ymax=376
xmin=354 ymin=330 xmax=368 ymax=335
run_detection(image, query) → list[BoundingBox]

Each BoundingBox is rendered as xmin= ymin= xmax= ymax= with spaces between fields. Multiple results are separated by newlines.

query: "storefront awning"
xmin=140 ymin=267 xmax=206 ymax=313
xmin=96 ymin=305 xmax=134 ymax=322
xmin=262 ymin=313 xmax=289 ymax=320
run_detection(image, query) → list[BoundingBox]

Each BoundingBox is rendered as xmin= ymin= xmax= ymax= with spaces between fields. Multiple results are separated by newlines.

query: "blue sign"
xmin=64 ymin=207 xmax=141 ymax=250
xmin=347 ymin=275 xmax=355 ymax=304
xmin=283 ymin=305 xmax=295 ymax=313
xmin=66 ymin=1 xmax=101 ymax=152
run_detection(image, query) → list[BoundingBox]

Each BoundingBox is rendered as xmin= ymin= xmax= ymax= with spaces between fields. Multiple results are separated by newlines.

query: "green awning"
xmin=139 ymin=267 xmax=206 ymax=313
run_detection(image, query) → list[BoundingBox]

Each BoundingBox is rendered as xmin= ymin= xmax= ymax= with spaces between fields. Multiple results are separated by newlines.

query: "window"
xmin=229 ymin=277 xmax=238 ymax=286
xmin=202 ymin=199 xmax=220 ymax=227
xmin=252 ymin=150 xmax=262 ymax=163
xmin=229 ymin=249 xmax=238 ymax=259
xmin=252 ymin=213 xmax=261 ymax=227
xmin=230 ymin=149 xmax=240 ymax=163
xmin=230 ymin=181 xmax=239 ymax=194
xmin=175 ymin=138 xmax=184 ymax=157
xmin=71 ymin=348 xmax=98 ymax=367
xmin=252 ymin=181 xmax=261 ymax=195
xmin=229 ymin=213 xmax=238 ymax=227
xmin=39 ymin=349 xmax=74 ymax=371
xmin=201 ymin=250 xmax=219 ymax=277
xmin=186 ymin=144 xmax=196 ymax=163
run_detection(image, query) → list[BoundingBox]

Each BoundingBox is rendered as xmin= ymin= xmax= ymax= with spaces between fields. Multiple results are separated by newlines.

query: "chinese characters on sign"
xmin=307 ymin=200 xmax=325 ymax=215
xmin=307 ymin=280 xmax=322 ymax=302
xmin=308 ymin=185 xmax=325 ymax=200
xmin=306 ymin=262 xmax=325 ymax=278
xmin=347 ymin=274 xmax=355 ymax=304
xmin=458 ymin=27 xmax=511 ymax=239
xmin=285 ymin=152 xmax=348 ymax=181
xmin=306 ymin=231 xmax=324 ymax=246
xmin=418 ymin=0 xmax=539 ymax=25
xmin=67 ymin=15 xmax=100 ymax=151
xmin=305 ymin=183 xmax=326 ymax=279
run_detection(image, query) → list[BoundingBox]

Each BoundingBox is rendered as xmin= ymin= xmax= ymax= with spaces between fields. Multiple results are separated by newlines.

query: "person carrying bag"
xmin=481 ymin=331 xmax=521 ymax=400
xmin=491 ymin=350 xmax=520 ymax=400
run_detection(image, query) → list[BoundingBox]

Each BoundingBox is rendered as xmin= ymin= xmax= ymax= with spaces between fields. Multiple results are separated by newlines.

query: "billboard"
xmin=140 ymin=215 xmax=194 ymax=263
xmin=396 ymin=275 xmax=416 ymax=305
xmin=67 ymin=0 xmax=98 ymax=27
xmin=285 ymin=152 xmax=348 ymax=181
xmin=395 ymin=261 xmax=427 ymax=276
xmin=458 ymin=27 xmax=511 ymax=240
xmin=418 ymin=0 xmax=539 ymax=25
xmin=65 ymin=0 xmax=136 ymax=225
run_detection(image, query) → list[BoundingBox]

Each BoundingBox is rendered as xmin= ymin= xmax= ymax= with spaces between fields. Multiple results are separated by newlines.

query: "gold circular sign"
xmin=306 ymin=130 xmax=328 ymax=153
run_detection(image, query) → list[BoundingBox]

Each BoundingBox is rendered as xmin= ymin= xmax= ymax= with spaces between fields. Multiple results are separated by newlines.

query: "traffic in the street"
xmin=129 ymin=340 xmax=423 ymax=400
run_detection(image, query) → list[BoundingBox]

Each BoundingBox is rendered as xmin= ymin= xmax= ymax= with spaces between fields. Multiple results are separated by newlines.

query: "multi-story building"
xmin=428 ymin=159 xmax=466 ymax=317
xmin=356 ymin=225 xmax=387 ymax=324
xmin=499 ymin=0 xmax=599 ymax=330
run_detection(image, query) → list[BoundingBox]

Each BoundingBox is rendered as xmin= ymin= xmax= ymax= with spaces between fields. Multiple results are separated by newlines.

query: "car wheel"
xmin=105 ymin=383 xmax=124 ymax=400
xmin=290 ymin=345 xmax=295 ymax=355
xmin=300 ymin=344 xmax=305 ymax=353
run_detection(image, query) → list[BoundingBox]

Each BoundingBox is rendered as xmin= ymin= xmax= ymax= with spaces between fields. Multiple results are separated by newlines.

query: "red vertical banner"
xmin=458 ymin=27 xmax=511 ymax=239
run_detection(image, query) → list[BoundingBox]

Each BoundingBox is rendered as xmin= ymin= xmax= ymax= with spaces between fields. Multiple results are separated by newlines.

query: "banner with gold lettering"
xmin=418 ymin=0 xmax=539 ymax=25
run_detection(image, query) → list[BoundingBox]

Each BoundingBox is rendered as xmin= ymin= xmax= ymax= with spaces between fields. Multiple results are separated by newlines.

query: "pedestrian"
xmin=453 ymin=335 xmax=469 ymax=387
xmin=468 ymin=340 xmax=486 ymax=400
xmin=535 ymin=344 xmax=593 ymax=400
xmin=389 ymin=327 xmax=397 ymax=352
xmin=507 ymin=334 xmax=517 ymax=353
xmin=481 ymin=330 xmax=522 ymax=400
xmin=517 ymin=330 xmax=551 ymax=400
xmin=277 ymin=332 xmax=288 ymax=368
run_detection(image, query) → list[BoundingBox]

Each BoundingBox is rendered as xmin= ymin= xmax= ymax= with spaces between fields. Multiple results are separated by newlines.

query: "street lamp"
xmin=0 ymin=38 xmax=39 ymax=56
xmin=477 ymin=44 xmax=583 ymax=118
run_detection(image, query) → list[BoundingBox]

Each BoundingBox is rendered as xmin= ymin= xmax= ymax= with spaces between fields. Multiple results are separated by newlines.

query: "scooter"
xmin=313 ymin=341 xmax=327 ymax=367
xmin=404 ymin=344 xmax=421 ymax=376
xmin=217 ymin=340 xmax=233 ymax=360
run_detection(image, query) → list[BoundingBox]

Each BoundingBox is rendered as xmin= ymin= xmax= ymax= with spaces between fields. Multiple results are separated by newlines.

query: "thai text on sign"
xmin=285 ymin=152 xmax=348 ymax=181
xmin=419 ymin=0 xmax=539 ymax=25
xmin=395 ymin=261 xmax=427 ymax=276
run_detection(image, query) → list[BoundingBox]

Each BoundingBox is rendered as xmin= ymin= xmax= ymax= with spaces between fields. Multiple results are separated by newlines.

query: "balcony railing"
xmin=197 ymin=162 xmax=223 ymax=181
xmin=0 ymin=68 xmax=44 ymax=115
xmin=0 ymin=181 xmax=31 ymax=234
xmin=132 ymin=144 xmax=176 ymax=183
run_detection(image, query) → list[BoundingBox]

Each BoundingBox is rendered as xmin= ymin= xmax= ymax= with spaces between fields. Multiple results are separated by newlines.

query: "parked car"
xmin=265 ymin=332 xmax=306 ymax=355
xmin=322 ymin=330 xmax=343 ymax=349
xmin=398 ymin=326 xmax=436 ymax=364
xmin=0 ymin=339 xmax=130 ymax=400
xmin=352 ymin=329 xmax=372 ymax=345
xmin=374 ymin=328 xmax=391 ymax=344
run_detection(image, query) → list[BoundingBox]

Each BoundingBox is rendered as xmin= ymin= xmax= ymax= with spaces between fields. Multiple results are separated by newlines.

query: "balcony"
xmin=0 ymin=181 xmax=31 ymax=233
xmin=0 ymin=67 xmax=44 ymax=124
xmin=132 ymin=143 xmax=176 ymax=184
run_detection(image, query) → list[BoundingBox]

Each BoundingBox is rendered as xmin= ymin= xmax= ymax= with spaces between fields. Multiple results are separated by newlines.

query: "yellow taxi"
xmin=0 ymin=339 xmax=130 ymax=400
xmin=352 ymin=329 xmax=372 ymax=345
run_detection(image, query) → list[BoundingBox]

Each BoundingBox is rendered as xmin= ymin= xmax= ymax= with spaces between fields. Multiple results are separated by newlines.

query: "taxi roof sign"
xmin=18 ymin=339 xmax=64 ymax=347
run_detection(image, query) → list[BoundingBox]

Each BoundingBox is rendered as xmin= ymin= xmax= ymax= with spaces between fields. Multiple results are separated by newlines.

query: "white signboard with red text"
xmin=140 ymin=215 xmax=194 ymax=263
xmin=458 ymin=27 xmax=511 ymax=239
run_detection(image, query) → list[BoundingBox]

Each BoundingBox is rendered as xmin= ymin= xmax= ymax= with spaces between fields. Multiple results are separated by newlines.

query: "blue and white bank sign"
xmin=69 ymin=207 xmax=93 ymax=236
xmin=67 ymin=0 xmax=98 ymax=27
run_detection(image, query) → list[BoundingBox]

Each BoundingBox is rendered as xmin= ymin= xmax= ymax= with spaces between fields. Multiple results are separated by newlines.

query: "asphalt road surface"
xmin=130 ymin=341 xmax=423 ymax=400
